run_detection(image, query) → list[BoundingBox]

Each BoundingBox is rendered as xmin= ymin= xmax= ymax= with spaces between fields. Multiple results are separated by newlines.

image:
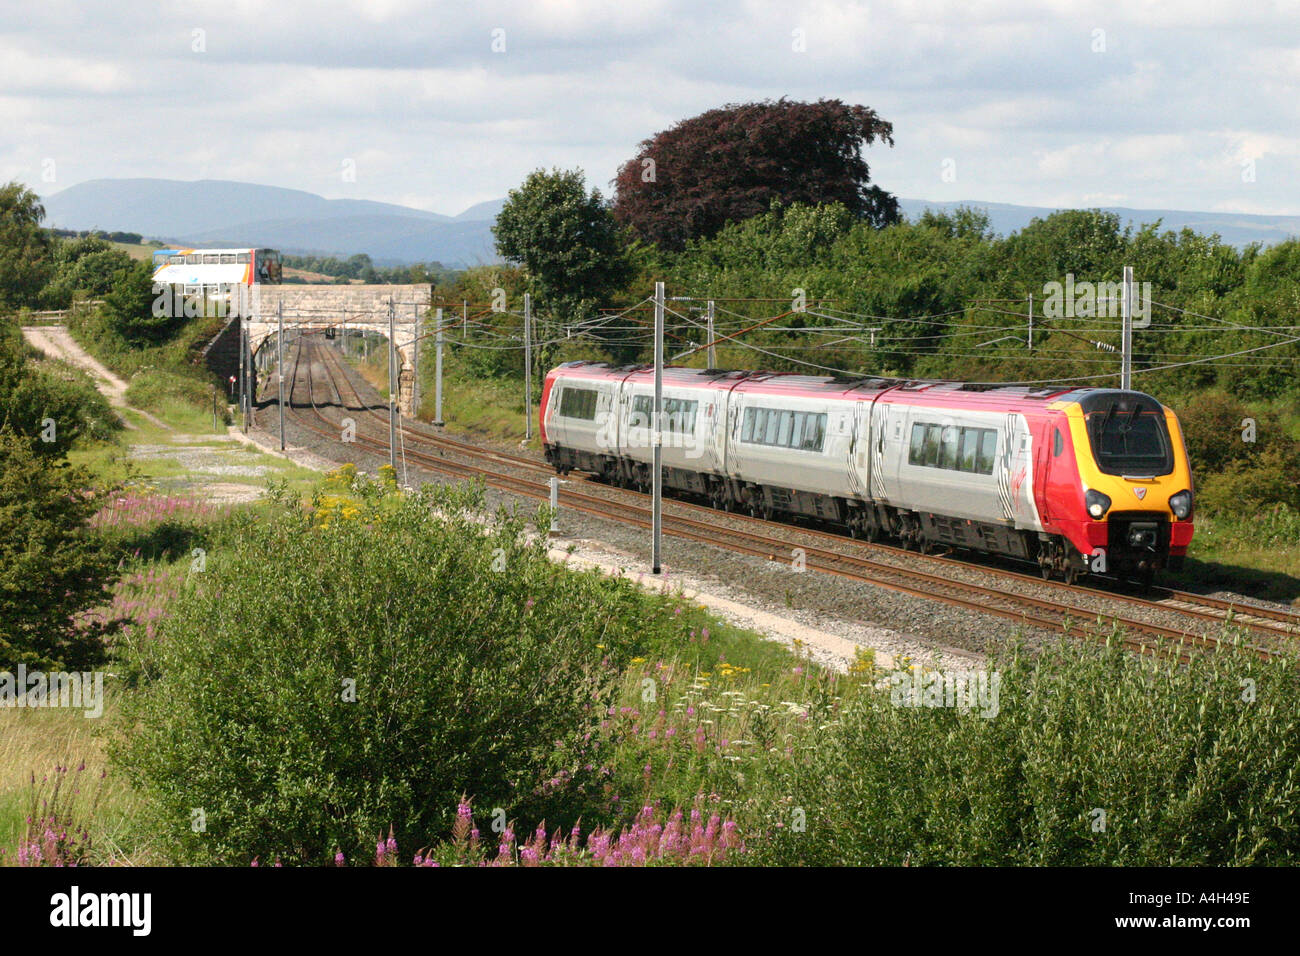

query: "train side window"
xmin=559 ymin=386 xmax=598 ymax=420
xmin=763 ymin=410 xmax=781 ymax=445
xmin=908 ymin=423 xmax=927 ymax=464
xmin=959 ymin=428 xmax=980 ymax=472
xmin=977 ymin=430 xmax=997 ymax=474
xmin=740 ymin=408 xmax=755 ymax=442
xmin=939 ymin=426 xmax=960 ymax=470
xmin=923 ymin=424 xmax=942 ymax=466
xmin=1053 ymin=427 xmax=1064 ymax=457
xmin=663 ymin=398 xmax=697 ymax=433
xmin=791 ymin=412 xmax=807 ymax=448
xmin=629 ymin=395 xmax=650 ymax=427
xmin=679 ymin=400 xmax=697 ymax=433
xmin=802 ymin=413 xmax=826 ymax=451
xmin=777 ymin=411 xmax=794 ymax=447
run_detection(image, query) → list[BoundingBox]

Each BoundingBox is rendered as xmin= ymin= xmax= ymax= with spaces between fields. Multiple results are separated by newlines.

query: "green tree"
xmin=493 ymin=168 xmax=632 ymax=324
xmin=100 ymin=259 xmax=181 ymax=345
xmin=998 ymin=208 xmax=1128 ymax=286
xmin=41 ymin=235 xmax=135 ymax=309
xmin=0 ymin=427 xmax=117 ymax=670
xmin=0 ymin=181 xmax=54 ymax=310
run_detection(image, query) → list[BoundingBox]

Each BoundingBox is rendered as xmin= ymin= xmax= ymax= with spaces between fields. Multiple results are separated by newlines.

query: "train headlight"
xmin=1085 ymin=489 xmax=1112 ymax=519
xmin=1169 ymin=489 xmax=1193 ymax=520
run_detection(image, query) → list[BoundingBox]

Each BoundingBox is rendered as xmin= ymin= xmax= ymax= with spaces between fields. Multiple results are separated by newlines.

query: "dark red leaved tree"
xmin=612 ymin=98 xmax=898 ymax=251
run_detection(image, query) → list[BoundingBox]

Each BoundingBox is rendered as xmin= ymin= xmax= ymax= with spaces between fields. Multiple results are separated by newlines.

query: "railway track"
xmin=265 ymin=336 xmax=1290 ymax=662
xmin=314 ymin=338 xmax=1300 ymax=643
xmin=305 ymin=338 xmax=1300 ymax=643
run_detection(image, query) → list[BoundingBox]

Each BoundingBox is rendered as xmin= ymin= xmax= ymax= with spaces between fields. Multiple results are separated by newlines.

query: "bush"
xmin=0 ymin=427 xmax=118 ymax=670
xmin=113 ymin=475 xmax=708 ymax=865
xmin=745 ymin=634 xmax=1300 ymax=865
xmin=0 ymin=319 xmax=118 ymax=454
xmin=1197 ymin=444 xmax=1300 ymax=515
xmin=1172 ymin=390 xmax=1300 ymax=516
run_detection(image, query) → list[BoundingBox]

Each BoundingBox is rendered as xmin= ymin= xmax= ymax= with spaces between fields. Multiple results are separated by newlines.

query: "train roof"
xmin=547 ymin=362 xmax=1160 ymax=411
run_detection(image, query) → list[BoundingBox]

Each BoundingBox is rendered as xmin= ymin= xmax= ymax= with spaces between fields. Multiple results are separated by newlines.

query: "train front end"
xmin=1054 ymin=390 xmax=1194 ymax=581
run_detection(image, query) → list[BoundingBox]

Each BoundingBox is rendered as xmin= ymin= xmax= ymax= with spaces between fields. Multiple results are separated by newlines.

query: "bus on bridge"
xmin=151 ymin=248 xmax=283 ymax=297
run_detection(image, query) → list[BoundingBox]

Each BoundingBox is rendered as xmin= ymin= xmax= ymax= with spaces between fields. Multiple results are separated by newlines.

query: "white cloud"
xmin=0 ymin=0 xmax=1297 ymax=216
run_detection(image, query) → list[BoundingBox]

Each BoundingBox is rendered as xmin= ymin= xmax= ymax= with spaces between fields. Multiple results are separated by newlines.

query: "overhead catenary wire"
xmin=289 ymin=284 xmax=1299 ymax=392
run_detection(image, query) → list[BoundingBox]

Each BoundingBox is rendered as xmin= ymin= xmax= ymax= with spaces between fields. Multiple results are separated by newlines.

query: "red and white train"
xmin=540 ymin=362 xmax=1195 ymax=584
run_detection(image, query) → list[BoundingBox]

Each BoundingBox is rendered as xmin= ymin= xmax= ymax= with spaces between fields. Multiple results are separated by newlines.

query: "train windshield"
xmin=1081 ymin=392 xmax=1173 ymax=476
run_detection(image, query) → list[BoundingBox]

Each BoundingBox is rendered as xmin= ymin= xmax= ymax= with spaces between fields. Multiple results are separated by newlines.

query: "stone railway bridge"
xmin=211 ymin=284 xmax=433 ymax=416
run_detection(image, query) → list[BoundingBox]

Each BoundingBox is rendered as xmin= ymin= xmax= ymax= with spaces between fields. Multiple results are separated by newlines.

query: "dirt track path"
xmin=21 ymin=325 xmax=166 ymax=428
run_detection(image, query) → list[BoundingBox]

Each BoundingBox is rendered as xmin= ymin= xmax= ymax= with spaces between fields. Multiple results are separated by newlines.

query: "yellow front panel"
xmin=1062 ymin=404 xmax=1193 ymax=516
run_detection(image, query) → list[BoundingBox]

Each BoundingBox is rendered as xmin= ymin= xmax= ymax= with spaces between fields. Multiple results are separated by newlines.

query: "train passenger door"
xmin=723 ymin=391 xmax=743 ymax=477
xmin=869 ymin=400 xmax=893 ymax=500
xmin=997 ymin=413 xmax=1041 ymax=530
xmin=1032 ymin=419 xmax=1054 ymax=523
xmin=609 ymin=380 xmax=631 ymax=457
xmin=848 ymin=400 xmax=872 ymax=498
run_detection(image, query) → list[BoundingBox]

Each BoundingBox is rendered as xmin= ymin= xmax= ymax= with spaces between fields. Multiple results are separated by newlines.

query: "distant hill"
xmin=39 ymin=178 xmax=1300 ymax=268
xmin=896 ymin=198 xmax=1300 ymax=248
xmin=41 ymin=179 xmax=499 ymax=268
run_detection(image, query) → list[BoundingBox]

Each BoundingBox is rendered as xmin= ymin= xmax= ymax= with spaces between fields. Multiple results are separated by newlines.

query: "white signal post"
xmin=1027 ymin=293 xmax=1034 ymax=351
xmin=387 ymin=298 xmax=397 ymax=472
xmin=549 ymin=474 xmax=561 ymax=536
xmin=276 ymin=300 xmax=285 ymax=450
xmin=652 ymin=281 xmax=664 ymax=575
xmin=434 ymin=307 xmax=444 ymax=426
xmin=1121 ymin=265 xmax=1134 ymax=390
xmin=524 ymin=293 xmax=533 ymax=442
xmin=239 ymin=315 xmax=249 ymax=432
xmin=412 ymin=302 xmax=421 ymax=415
xmin=707 ymin=299 xmax=717 ymax=368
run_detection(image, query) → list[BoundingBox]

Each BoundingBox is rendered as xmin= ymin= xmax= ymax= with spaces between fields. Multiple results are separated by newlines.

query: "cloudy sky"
xmin=3 ymin=0 xmax=1298 ymax=216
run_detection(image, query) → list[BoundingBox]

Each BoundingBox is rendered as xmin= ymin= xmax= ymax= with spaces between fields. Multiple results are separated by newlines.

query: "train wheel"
xmin=1063 ymin=566 xmax=1078 ymax=586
